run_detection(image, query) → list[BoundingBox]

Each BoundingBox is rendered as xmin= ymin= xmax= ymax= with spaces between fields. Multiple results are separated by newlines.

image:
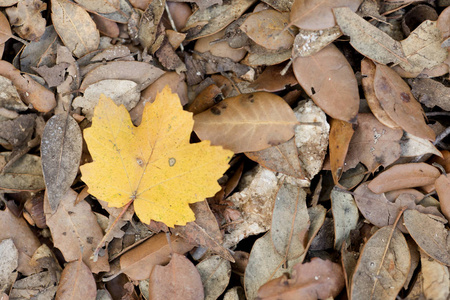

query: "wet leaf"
xmin=149 ymin=253 xmax=204 ymax=300
xmin=41 ymin=114 xmax=82 ymax=212
xmin=292 ymin=43 xmax=359 ymax=122
xmin=374 ymin=63 xmax=435 ymax=141
xmin=0 ymin=153 xmax=44 ymax=191
xmin=368 ymin=163 xmax=440 ymax=194
xmin=351 ymin=225 xmax=410 ymax=300
xmin=51 ymin=0 xmax=99 ymax=58
xmin=404 ymin=210 xmax=450 ymax=266
xmin=331 ymin=189 xmax=358 ymax=250
xmin=193 ymin=92 xmax=298 ymax=153
xmin=196 ymin=255 xmax=231 ymax=300
xmin=329 ymin=118 xmax=354 ymax=183
xmin=333 ymin=7 xmax=407 ymax=65
xmin=55 ymin=258 xmax=96 ymax=300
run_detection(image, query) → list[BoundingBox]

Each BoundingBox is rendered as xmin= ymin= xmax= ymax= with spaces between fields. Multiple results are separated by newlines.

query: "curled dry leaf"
xmin=193 ymin=92 xmax=298 ymax=153
xmin=292 ymin=43 xmax=359 ymax=122
xmin=361 ymin=58 xmax=399 ymax=129
xmin=0 ymin=60 xmax=56 ymax=112
xmin=149 ymin=253 xmax=204 ymax=300
xmin=240 ymin=10 xmax=293 ymax=51
xmin=51 ymin=0 xmax=100 ymax=58
xmin=329 ymin=119 xmax=354 ymax=183
xmin=196 ymin=255 xmax=231 ymax=300
xmin=333 ymin=7 xmax=407 ymax=65
xmin=41 ymin=115 xmax=82 ymax=212
xmin=119 ymin=233 xmax=194 ymax=281
xmin=5 ymin=0 xmax=46 ymax=41
xmin=351 ymin=225 xmax=410 ymax=300
xmin=257 ymin=257 xmax=345 ymax=300
xmin=404 ymin=210 xmax=450 ymax=266
xmin=368 ymin=163 xmax=440 ymax=194
xmin=289 ymin=0 xmax=361 ymax=30
xmin=55 ymin=259 xmax=96 ymax=300
xmin=435 ymin=174 xmax=450 ymax=222
xmin=374 ymin=63 xmax=435 ymax=141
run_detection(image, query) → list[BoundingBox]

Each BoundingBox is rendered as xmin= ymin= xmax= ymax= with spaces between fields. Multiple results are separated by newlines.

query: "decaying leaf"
xmin=420 ymin=250 xmax=450 ymax=300
xmin=74 ymin=0 xmax=120 ymax=14
xmin=292 ymin=43 xmax=359 ymax=122
xmin=292 ymin=26 xmax=342 ymax=58
xmin=196 ymin=255 xmax=231 ymax=300
xmin=368 ymin=163 xmax=440 ymax=194
xmin=0 ymin=152 xmax=44 ymax=191
xmin=51 ymin=0 xmax=100 ymax=58
xmin=149 ymin=253 xmax=204 ymax=300
xmin=0 ymin=239 xmax=18 ymax=293
xmin=138 ymin=0 xmax=166 ymax=50
xmin=331 ymin=189 xmax=358 ymax=250
xmin=194 ymin=92 xmax=298 ymax=153
xmin=351 ymin=225 xmax=411 ymax=300
xmin=81 ymin=86 xmax=232 ymax=227
xmin=5 ymin=0 xmax=46 ymax=41
xmin=55 ymin=259 xmax=96 ymax=299
xmin=409 ymin=78 xmax=450 ymax=111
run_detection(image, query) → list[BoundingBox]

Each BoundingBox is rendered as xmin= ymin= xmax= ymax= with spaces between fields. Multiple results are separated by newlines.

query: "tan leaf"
xmin=51 ymin=0 xmax=100 ymax=58
xmin=409 ymin=78 xmax=450 ymax=111
xmin=436 ymin=174 xmax=450 ymax=222
xmin=351 ymin=226 xmax=411 ymax=300
xmin=0 ymin=11 xmax=12 ymax=44
xmin=292 ymin=26 xmax=342 ymax=58
xmin=368 ymin=163 xmax=440 ymax=194
xmin=5 ymin=0 xmax=46 ymax=41
xmin=333 ymin=7 xmax=407 ymax=65
xmin=420 ymin=250 xmax=450 ymax=300
xmin=374 ymin=63 xmax=435 ymax=141
xmin=329 ymin=119 xmax=354 ymax=183
xmin=74 ymin=0 xmax=120 ymax=14
xmin=331 ymin=189 xmax=358 ymax=250
xmin=149 ymin=253 xmax=204 ymax=300
xmin=292 ymin=43 xmax=359 ymax=122
xmin=196 ymin=256 xmax=231 ymax=300
xmin=55 ymin=259 xmax=96 ymax=300
xmin=193 ymin=92 xmax=298 ymax=153
xmin=0 ymin=153 xmax=44 ymax=191
xmin=138 ymin=0 xmax=166 ymax=49
xmin=248 ymin=64 xmax=297 ymax=92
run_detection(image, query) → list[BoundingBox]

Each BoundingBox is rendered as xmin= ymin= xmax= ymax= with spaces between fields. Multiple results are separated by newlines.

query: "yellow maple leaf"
xmin=80 ymin=86 xmax=233 ymax=227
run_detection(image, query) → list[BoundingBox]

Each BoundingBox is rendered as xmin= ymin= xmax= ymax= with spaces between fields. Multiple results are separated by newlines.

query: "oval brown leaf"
xmin=289 ymin=0 xmax=361 ymax=30
xmin=240 ymin=10 xmax=293 ymax=51
xmin=435 ymin=174 xmax=450 ymax=222
xmin=351 ymin=225 xmax=410 ymax=300
xmin=41 ymin=115 xmax=82 ymax=212
xmin=149 ymin=253 xmax=204 ymax=300
xmin=292 ymin=43 xmax=359 ymax=122
xmin=0 ymin=11 xmax=12 ymax=44
xmin=368 ymin=163 xmax=440 ymax=194
xmin=56 ymin=259 xmax=96 ymax=300
xmin=404 ymin=210 xmax=450 ymax=266
xmin=51 ymin=0 xmax=100 ymax=58
xmin=245 ymin=138 xmax=305 ymax=179
xmin=193 ymin=92 xmax=298 ymax=153
xmin=329 ymin=118 xmax=354 ymax=183
xmin=374 ymin=63 xmax=435 ymax=141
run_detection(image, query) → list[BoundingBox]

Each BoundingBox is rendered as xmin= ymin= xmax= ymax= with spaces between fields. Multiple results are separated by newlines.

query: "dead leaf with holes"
xmin=81 ymin=86 xmax=233 ymax=227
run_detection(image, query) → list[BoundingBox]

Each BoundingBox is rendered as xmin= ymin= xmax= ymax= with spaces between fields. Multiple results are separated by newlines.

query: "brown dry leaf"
xmin=193 ymin=92 xmax=298 ymax=153
xmin=261 ymin=0 xmax=292 ymax=11
xmin=80 ymin=61 xmax=165 ymax=92
xmin=361 ymin=58 xmax=399 ymax=129
xmin=240 ymin=10 xmax=293 ymax=51
xmin=0 ymin=239 xmax=18 ymax=293
xmin=242 ymin=46 xmax=292 ymax=67
xmin=399 ymin=20 xmax=448 ymax=74
xmin=271 ymin=182 xmax=309 ymax=259
xmin=41 ymin=115 xmax=82 ymax=212
xmin=5 ymin=0 xmax=46 ymax=41
xmin=32 ymin=63 xmax=70 ymax=88
xmin=420 ymin=250 xmax=450 ymax=300
xmin=374 ymin=63 xmax=435 ymax=141
xmin=149 ymin=253 xmax=204 ymax=300
xmin=45 ymin=189 xmax=110 ymax=273
xmin=194 ymin=29 xmax=246 ymax=63
xmin=333 ymin=7 xmax=407 ymax=65
xmin=430 ymin=150 xmax=450 ymax=173
xmin=331 ymin=189 xmax=358 ymax=250
xmin=118 ymin=233 xmax=194 ymax=281
xmin=74 ymin=0 xmax=120 ymax=14
xmin=368 ymin=163 xmax=440 ymax=194
xmin=182 ymin=0 xmax=256 ymax=41
xmin=409 ymin=78 xmax=450 ymax=111
xmin=289 ymin=0 xmax=361 ymax=30
xmin=245 ymin=138 xmax=305 ymax=179
xmin=0 ymin=11 xmax=12 ymax=45
xmin=51 ymin=0 xmax=100 ymax=58
xmin=400 ymin=132 xmax=442 ymax=158
xmin=138 ymin=0 xmax=166 ymax=49
xmin=0 ymin=153 xmax=44 ymax=191
xmin=248 ymin=64 xmax=297 ymax=92
xmin=0 ymin=207 xmax=40 ymax=275
xmin=0 ymin=76 xmax=26 ymax=112
xmin=436 ymin=174 xmax=450 ymax=222
xmin=351 ymin=225 xmax=410 ymax=300
xmin=196 ymin=255 xmax=232 ymax=300
xmin=0 ymin=60 xmax=56 ymax=112
xmin=0 ymin=114 xmax=35 ymax=148
xmin=438 ymin=6 xmax=450 ymax=39
xmin=257 ymin=257 xmax=345 ymax=300
xmin=292 ymin=26 xmax=342 ymax=58
xmin=55 ymin=258 xmax=96 ymax=300
xmin=329 ymin=119 xmax=354 ymax=183
xmin=292 ymin=43 xmax=359 ymax=122
xmin=344 ymin=113 xmax=403 ymax=173
xmin=92 ymin=14 xmax=119 ymax=38
xmin=172 ymin=200 xmax=234 ymax=262
xmin=404 ymin=210 xmax=450 ymax=266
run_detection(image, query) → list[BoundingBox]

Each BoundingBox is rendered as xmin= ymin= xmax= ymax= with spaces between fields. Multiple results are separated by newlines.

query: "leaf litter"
xmin=0 ymin=0 xmax=450 ymax=299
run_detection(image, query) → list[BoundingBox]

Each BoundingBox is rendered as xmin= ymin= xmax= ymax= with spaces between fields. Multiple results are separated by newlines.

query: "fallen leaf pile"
xmin=0 ymin=0 xmax=449 ymax=299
